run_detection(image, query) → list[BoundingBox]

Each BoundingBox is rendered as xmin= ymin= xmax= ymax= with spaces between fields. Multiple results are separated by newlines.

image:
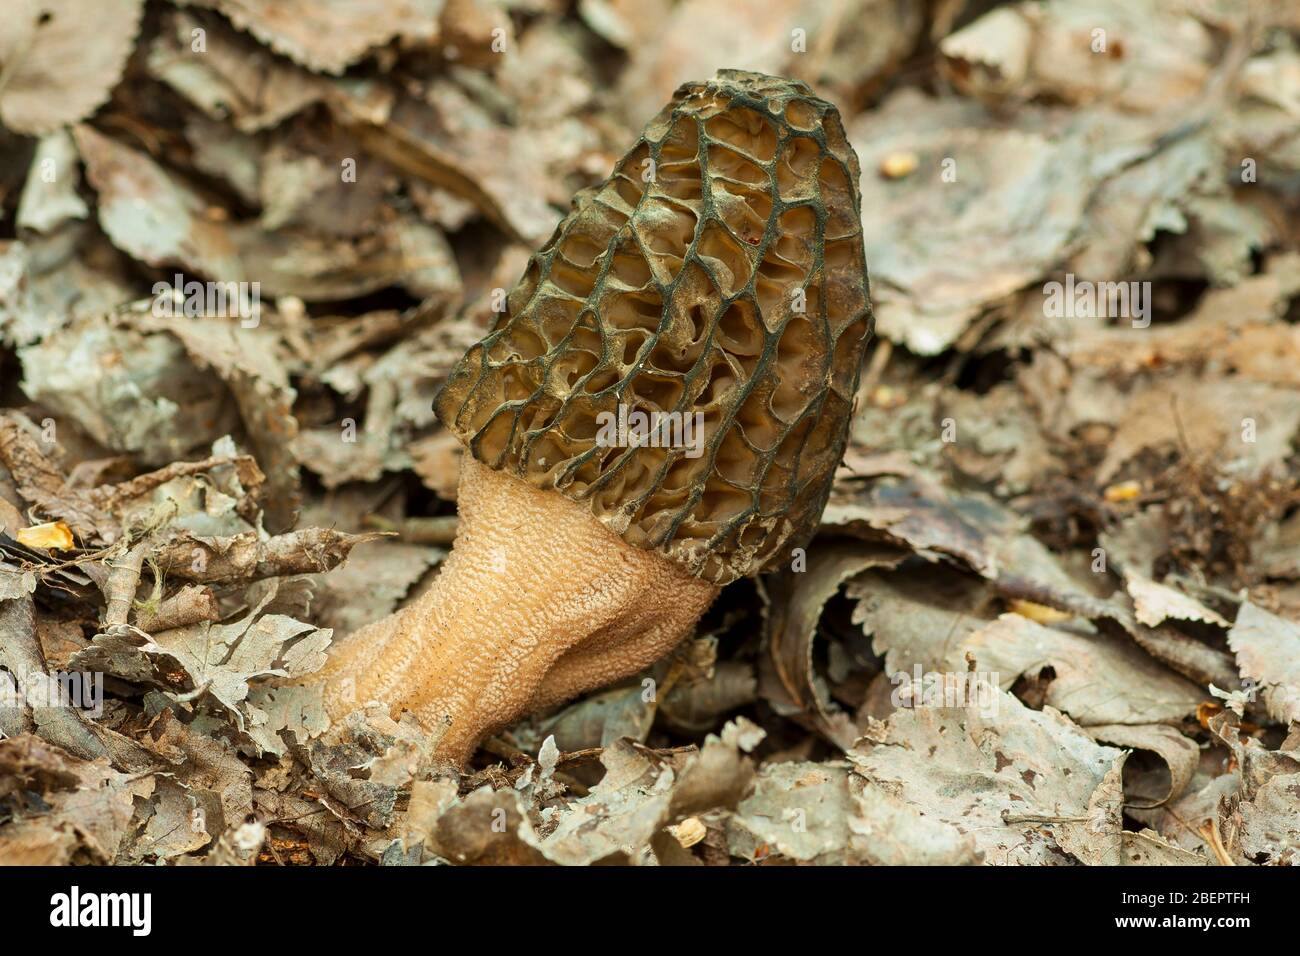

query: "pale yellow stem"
xmin=311 ymin=456 xmax=719 ymax=764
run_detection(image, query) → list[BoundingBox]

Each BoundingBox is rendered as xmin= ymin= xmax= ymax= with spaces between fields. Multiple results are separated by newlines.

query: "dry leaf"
xmin=0 ymin=0 xmax=145 ymax=134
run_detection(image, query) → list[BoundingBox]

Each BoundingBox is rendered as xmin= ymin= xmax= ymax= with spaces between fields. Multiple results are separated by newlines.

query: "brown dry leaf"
xmin=577 ymin=0 xmax=673 ymax=51
xmin=526 ymin=683 xmax=656 ymax=753
xmin=1137 ymin=764 xmax=1241 ymax=854
xmin=295 ymin=317 xmax=472 ymax=488
xmin=848 ymin=566 xmax=996 ymax=677
xmin=849 ymin=92 xmax=1093 ymax=354
xmin=150 ymin=527 xmax=380 ymax=585
xmin=241 ymin=215 xmax=462 ymax=301
xmin=540 ymin=720 xmax=761 ymax=866
xmin=338 ymin=94 xmax=562 ymax=246
xmin=253 ymin=787 xmax=354 ymax=865
xmin=18 ymin=316 xmax=239 ymax=468
xmin=74 ymin=125 xmax=461 ymax=302
xmin=1236 ymin=771 xmax=1300 ymax=866
xmin=408 ymin=429 xmax=464 ymax=501
xmin=70 ymin=582 xmax=333 ymax=750
xmin=1086 ymin=723 xmax=1201 ymax=809
xmin=824 ymin=475 xmax=998 ymax=574
xmin=941 ymin=0 xmax=1221 ymax=115
xmin=180 ymin=0 xmax=444 ymax=75
xmin=659 ymin=660 xmax=759 ymax=735
xmin=0 ymin=242 xmax=42 ymax=347
xmin=1227 ymin=602 xmax=1300 ymax=725
xmin=1226 ymin=47 xmax=1300 ymax=183
xmin=1257 ymin=508 xmax=1300 ymax=579
xmin=789 ymin=0 xmax=924 ymax=108
xmin=1125 ymin=571 xmax=1230 ymax=629
xmin=407 ymin=779 xmax=547 ymax=865
xmin=0 ymin=0 xmax=145 ymax=135
xmin=727 ymin=761 xmax=858 ymax=864
xmin=127 ymin=777 xmax=213 ymax=861
xmin=438 ymin=0 xmax=513 ymax=69
xmin=133 ymin=315 xmax=303 ymax=532
xmin=849 ymin=689 xmax=1124 ymax=864
xmin=0 ymin=562 xmax=37 ymax=601
xmin=0 ymin=591 xmax=108 ymax=760
xmin=16 ymin=129 xmax=89 ymax=234
xmin=1099 ymin=379 xmax=1300 ymax=484
xmin=0 ymin=735 xmax=152 ymax=864
xmin=145 ymin=710 xmax=255 ymax=836
xmin=147 ymin=10 xmax=340 ymax=133
xmin=414 ymin=719 xmax=762 ymax=865
xmin=762 ymin=540 xmax=905 ymax=748
xmin=0 ymin=235 xmax=136 ymax=349
xmin=303 ymin=707 xmax=438 ymax=830
xmin=847 ymin=770 xmax=982 ymax=865
xmin=613 ymin=0 xmax=921 ymax=126
xmin=729 ymin=752 xmax=980 ymax=865
xmin=960 ymin=613 xmax=1204 ymax=727
xmin=1060 ymin=262 xmax=1300 ymax=377
xmin=1053 ymin=757 xmax=1209 ymax=865
xmin=73 ymin=125 xmax=247 ymax=281
xmin=0 ymin=733 xmax=84 ymax=797
xmin=1097 ymin=508 xmax=1170 ymax=579
xmin=1067 ymin=123 xmax=1230 ymax=282
xmin=938 ymin=381 xmax=1062 ymax=494
xmin=0 ymin=411 xmax=266 ymax=546
xmin=616 ymin=0 xmax=805 ymax=126
xmin=1207 ymin=711 xmax=1300 ymax=865
xmin=256 ymin=126 xmax=391 ymax=239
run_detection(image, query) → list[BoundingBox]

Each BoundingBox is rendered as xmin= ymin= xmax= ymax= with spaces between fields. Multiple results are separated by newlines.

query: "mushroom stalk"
xmin=311 ymin=455 xmax=719 ymax=764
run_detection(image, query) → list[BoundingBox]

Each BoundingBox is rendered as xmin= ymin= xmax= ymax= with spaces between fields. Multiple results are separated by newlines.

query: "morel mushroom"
xmin=311 ymin=70 xmax=873 ymax=763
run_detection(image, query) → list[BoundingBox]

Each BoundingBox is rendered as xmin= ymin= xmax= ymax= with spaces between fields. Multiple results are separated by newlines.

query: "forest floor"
xmin=1 ymin=0 xmax=1298 ymax=865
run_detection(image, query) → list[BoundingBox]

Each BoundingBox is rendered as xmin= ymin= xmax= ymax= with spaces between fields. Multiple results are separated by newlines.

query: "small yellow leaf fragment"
xmin=16 ymin=520 xmax=75 ymax=551
xmin=667 ymin=816 xmax=707 ymax=849
xmin=1103 ymin=480 xmax=1142 ymax=503
xmin=879 ymin=150 xmax=919 ymax=179
xmin=1007 ymin=599 xmax=1071 ymax=624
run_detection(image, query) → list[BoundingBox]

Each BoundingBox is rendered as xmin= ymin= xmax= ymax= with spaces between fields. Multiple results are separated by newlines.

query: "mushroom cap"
xmin=434 ymin=70 xmax=872 ymax=585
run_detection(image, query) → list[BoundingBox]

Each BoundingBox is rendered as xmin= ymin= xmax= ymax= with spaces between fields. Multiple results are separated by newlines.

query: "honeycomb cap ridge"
xmin=434 ymin=70 xmax=873 ymax=585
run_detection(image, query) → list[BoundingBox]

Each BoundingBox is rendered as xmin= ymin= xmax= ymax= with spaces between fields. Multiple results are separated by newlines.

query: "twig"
xmin=364 ymin=515 xmax=459 ymax=547
xmin=1198 ymin=820 xmax=1235 ymax=866
xmin=102 ymin=540 xmax=148 ymax=628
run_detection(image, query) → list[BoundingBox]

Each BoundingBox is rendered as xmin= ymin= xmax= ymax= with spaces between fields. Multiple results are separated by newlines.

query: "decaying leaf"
xmin=70 ymin=582 xmax=332 ymax=751
xmin=850 ymin=689 xmax=1124 ymax=865
xmin=409 ymin=718 xmax=764 ymax=866
xmin=0 ymin=735 xmax=152 ymax=864
xmin=180 ymin=0 xmax=445 ymax=75
xmin=1227 ymin=602 xmax=1300 ymax=725
xmin=762 ymin=540 xmax=905 ymax=748
xmin=961 ymin=613 xmax=1204 ymax=727
xmin=0 ymin=0 xmax=145 ymax=135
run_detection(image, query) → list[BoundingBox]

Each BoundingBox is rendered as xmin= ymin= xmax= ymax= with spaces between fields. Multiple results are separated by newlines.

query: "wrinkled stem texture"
xmin=311 ymin=456 xmax=719 ymax=764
